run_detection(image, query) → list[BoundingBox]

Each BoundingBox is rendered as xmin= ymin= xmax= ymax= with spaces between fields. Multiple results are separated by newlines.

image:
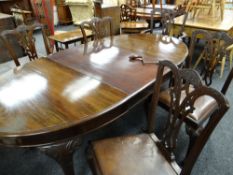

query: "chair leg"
xmin=220 ymin=56 xmax=226 ymax=78
xmin=229 ymin=50 xmax=233 ymax=68
xmin=193 ymin=50 xmax=204 ymax=69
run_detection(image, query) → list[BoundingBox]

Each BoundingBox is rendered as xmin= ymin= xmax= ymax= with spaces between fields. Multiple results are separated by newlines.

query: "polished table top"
xmin=120 ymin=21 xmax=149 ymax=30
xmin=0 ymin=34 xmax=188 ymax=146
xmin=49 ymin=34 xmax=188 ymax=94
xmin=174 ymin=10 xmax=233 ymax=32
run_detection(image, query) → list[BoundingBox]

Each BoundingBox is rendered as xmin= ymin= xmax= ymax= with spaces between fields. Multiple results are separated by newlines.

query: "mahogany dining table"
xmin=0 ymin=34 xmax=188 ymax=175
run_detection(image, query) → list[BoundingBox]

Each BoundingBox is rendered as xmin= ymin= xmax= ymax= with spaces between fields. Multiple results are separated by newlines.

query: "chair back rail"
xmin=148 ymin=60 xmax=229 ymax=174
xmin=79 ymin=16 xmax=113 ymax=45
xmin=0 ymin=23 xmax=52 ymax=66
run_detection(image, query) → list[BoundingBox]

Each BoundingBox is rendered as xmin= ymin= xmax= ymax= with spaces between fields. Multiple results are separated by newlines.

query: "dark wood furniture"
xmin=120 ymin=21 xmax=149 ymax=33
xmin=1 ymin=23 xmax=52 ymax=66
xmin=0 ymin=12 xmax=25 ymax=63
xmin=136 ymin=7 xmax=161 ymax=20
xmin=79 ymin=16 xmax=112 ymax=45
xmin=221 ymin=64 xmax=233 ymax=94
xmin=0 ymin=0 xmax=32 ymax=14
xmin=188 ymin=30 xmax=214 ymax=85
xmin=55 ymin=0 xmax=72 ymax=25
xmin=88 ymin=60 xmax=229 ymax=175
xmin=49 ymin=29 xmax=92 ymax=51
xmin=120 ymin=4 xmax=149 ymax=34
xmin=193 ymin=32 xmax=233 ymax=79
xmin=10 ymin=7 xmax=33 ymax=25
xmin=0 ymin=34 xmax=188 ymax=175
xmin=144 ymin=7 xmax=188 ymax=37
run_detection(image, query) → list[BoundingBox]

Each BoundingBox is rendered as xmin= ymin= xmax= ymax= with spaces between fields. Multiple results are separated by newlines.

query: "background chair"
xmin=88 ymin=60 xmax=229 ymax=175
xmin=210 ymin=32 xmax=233 ymax=78
xmin=144 ymin=7 xmax=188 ymax=38
xmin=1 ymin=23 xmax=52 ymax=66
xmin=158 ymin=53 xmax=233 ymax=156
xmin=120 ymin=4 xmax=149 ymax=33
xmin=79 ymin=16 xmax=113 ymax=47
xmin=188 ymin=29 xmax=215 ymax=85
xmin=190 ymin=30 xmax=233 ymax=83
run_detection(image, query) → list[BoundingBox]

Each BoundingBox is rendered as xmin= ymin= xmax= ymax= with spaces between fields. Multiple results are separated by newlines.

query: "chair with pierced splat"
xmin=1 ymin=23 xmax=53 ymax=66
xmin=87 ymin=60 xmax=229 ymax=175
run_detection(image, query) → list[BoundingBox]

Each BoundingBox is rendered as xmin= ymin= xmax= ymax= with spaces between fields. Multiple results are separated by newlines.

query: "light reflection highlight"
xmin=0 ymin=74 xmax=47 ymax=107
xmin=62 ymin=77 xmax=101 ymax=102
xmin=158 ymin=41 xmax=176 ymax=53
xmin=90 ymin=46 xmax=119 ymax=65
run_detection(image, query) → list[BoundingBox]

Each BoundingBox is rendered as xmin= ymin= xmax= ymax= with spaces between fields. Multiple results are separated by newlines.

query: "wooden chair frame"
xmin=88 ymin=60 xmax=229 ymax=175
xmin=1 ymin=23 xmax=52 ymax=66
xmin=79 ymin=17 xmax=113 ymax=47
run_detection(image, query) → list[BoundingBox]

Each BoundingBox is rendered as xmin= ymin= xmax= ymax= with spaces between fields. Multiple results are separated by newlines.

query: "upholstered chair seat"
xmin=92 ymin=134 xmax=178 ymax=175
xmin=159 ymin=88 xmax=217 ymax=125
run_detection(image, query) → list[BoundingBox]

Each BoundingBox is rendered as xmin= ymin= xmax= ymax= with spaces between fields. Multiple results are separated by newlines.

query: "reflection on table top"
xmin=174 ymin=10 xmax=233 ymax=31
xmin=49 ymin=29 xmax=92 ymax=43
xmin=0 ymin=34 xmax=188 ymax=146
xmin=0 ymin=58 xmax=126 ymax=145
xmin=50 ymin=34 xmax=188 ymax=94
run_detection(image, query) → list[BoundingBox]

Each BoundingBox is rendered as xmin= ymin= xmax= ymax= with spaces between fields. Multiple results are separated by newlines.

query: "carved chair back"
xmin=80 ymin=17 xmax=113 ymax=46
xmin=148 ymin=60 xmax=229 ymax=174
xmin=120 ymin=4 xmax=137 ymax=21
xmin=211 ymin=32 xmax=233 ymax=77
xmin=1 ymin=23 xmax=52 ymax=66
xmin=188 ymin=29 xmax=215 ymax=85
xmin=149 ymin=8 xmax=188 ymax=37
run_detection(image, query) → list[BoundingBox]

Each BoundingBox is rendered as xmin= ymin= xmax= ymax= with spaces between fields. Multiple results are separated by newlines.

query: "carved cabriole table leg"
xmin=39 ymin=137 xmax=82 ymax=175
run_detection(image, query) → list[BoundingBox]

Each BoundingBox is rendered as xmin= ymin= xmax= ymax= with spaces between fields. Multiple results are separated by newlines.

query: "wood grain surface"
xmin=0 ymin=34 xmax=188 ymax=146
xmin=49 ymin=34 xmax=188 ymax=94
xmin=0 ymin=58 xmax=127 ymax=146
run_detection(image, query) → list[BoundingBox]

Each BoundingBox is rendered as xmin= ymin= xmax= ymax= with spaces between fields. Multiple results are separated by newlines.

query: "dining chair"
xmin=79 ymin=16 xmax=113 ymax=45
xmin=87 ymin=60 xmax=229 ymax=175
xmin=0 ymin=22 xmax=53 ymax=66
xmin=145 ymin=7 xmax=188 ymax=39
xmin=158 ymin=58 xmax=233 ymax=157
xmin=188 ymin=29 xmax=215 ymax=85
xmin=120 ymin=4 xmax=149 ymax=34
xmin=191 ymin=31 xmax=233 ymax=83
xmin=210 ymin=32 xmax=233 ymax=78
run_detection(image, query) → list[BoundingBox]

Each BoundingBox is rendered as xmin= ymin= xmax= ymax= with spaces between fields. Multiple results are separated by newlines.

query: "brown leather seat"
xmin=92 ymin=134 xmax=177 ymax=175
xmin=159 ymin=88 xmax=217 ymax=125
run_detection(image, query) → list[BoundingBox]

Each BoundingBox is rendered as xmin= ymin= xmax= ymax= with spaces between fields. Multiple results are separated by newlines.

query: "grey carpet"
xmin=0 ymin=25 xmax=232 ymax=175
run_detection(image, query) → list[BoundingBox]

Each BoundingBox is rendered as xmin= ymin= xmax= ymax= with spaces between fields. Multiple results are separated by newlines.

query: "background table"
xmin=49 ymin=29 xmax=92 ymax=51
xmin=173 ymin=10 xmax=233 ymax=37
